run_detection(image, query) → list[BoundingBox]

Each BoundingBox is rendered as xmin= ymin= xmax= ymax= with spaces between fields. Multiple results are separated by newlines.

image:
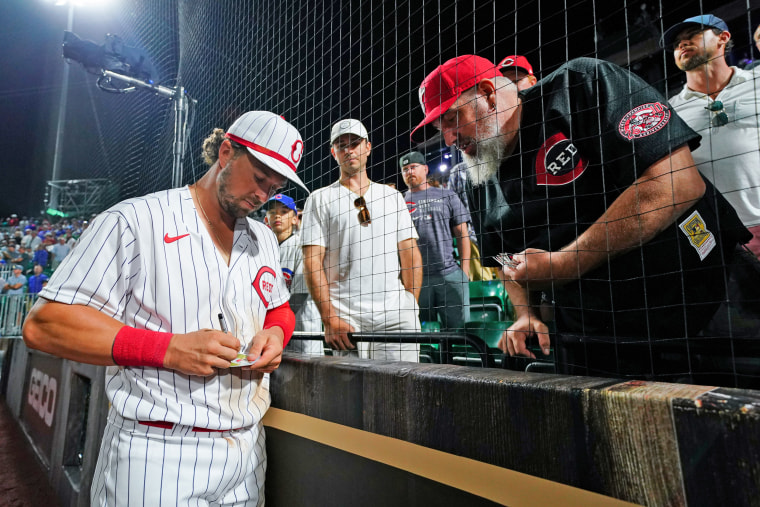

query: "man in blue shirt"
xmin=27 ymin=264 xmax=49 ymax=294
xmin=401 ymin=151 xmax=471 ymax=330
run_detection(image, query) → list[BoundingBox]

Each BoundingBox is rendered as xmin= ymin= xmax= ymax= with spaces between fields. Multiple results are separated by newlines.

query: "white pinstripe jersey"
xmin=40 ymin=186 xmax=289 ymax=429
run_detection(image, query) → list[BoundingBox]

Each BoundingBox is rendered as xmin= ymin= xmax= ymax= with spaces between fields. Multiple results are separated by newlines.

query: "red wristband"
xmin=263 ymin=302 xmax=295 ymax=347
xmin=111 ymin=326 xmax=174 ymax=367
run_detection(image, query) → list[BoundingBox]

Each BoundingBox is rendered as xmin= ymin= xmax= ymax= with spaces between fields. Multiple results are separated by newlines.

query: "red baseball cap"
xmin=410 ymin=55 xmax=501 ymax=143
xmin=497 ymin=55 xmax=534 ymax=77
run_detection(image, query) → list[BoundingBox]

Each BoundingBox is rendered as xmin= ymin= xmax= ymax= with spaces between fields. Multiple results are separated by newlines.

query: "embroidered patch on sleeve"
xmin=535 ymin=133 xmax=588 ymax=186
xmin=678 ymin=210 xmax=716 ymax=261
xmin=618 ymin=102 xmax=670 ymax=140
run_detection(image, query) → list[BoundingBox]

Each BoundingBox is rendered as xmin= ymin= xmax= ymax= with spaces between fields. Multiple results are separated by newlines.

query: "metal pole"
xmin=172 ymin=85 xmax=187 ymax=188
xmin=48 ymin=2 xmax=75 ymax=212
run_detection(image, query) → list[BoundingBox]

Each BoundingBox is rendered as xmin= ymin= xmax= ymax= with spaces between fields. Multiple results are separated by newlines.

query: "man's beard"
xmin=677 ymin=46 xmax=714 ymax=72
xmin=217 ymin=160 xmax=261 ymax=218
xmin=461 ymin=115 xmax=507 ymax=187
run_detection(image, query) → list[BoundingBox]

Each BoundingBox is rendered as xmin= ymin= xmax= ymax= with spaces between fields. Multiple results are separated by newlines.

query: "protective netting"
xmin=46 ymin=0 xmax=760 ymax=387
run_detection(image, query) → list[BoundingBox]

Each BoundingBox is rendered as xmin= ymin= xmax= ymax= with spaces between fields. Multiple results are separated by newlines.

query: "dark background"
xmin=0 ymin=0 xmax=757 ymax=218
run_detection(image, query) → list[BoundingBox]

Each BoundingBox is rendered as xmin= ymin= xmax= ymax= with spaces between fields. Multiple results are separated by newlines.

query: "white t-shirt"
xmin=278 ymin=231 xmax=323 ymax=355
xmin=669 ymin=66 xmax=760 ymax=227
xmin=301 ymin=180 xmax=419 ymax=331
xmin=41 ymin=186 xmax=288 ymax=429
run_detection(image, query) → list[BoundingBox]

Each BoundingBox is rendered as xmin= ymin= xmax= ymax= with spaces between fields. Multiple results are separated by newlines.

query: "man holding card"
xmin=411 ymin=55 xmax=760 ymax=386
xmin=23 ymin=111 xmax=305 ymax=505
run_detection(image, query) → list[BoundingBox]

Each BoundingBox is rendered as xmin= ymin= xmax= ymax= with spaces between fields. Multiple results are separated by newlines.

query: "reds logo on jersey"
xmin=535 ymin=133 xmax=588 ymax=186
xmin=618 ymin=102 xmax=670 ymax=140
xmin=281 ymin=267 xmax=293 ymax=290
xmin=252 ymin=266 xmax=277 ymax=308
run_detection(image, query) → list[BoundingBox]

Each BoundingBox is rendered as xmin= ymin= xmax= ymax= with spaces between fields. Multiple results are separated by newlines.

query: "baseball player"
xmin=264 ymin=193 xmax=323 ymax=354
xmin=411 ymin=55 xmax=758 ymax=385
xmin=23 ymin=111 xmax=308 ymax=506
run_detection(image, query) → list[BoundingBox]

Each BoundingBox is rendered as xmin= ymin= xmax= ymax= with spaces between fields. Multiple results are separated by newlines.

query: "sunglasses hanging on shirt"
xmin=354 ymin=196 xmax=371 ymax=226
xmin=705 ymin=100 xmax=728 ymax=127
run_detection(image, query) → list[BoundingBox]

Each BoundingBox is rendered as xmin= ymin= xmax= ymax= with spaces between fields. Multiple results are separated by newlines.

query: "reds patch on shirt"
xmin=535 ymin=133 xmax=588 ymax=185
xmin=281 ymin=267 xmax=293 ymax=290
xmin=618 ymin=102 xmax=670 ymax=140
xmin=253 ymin=266 xmax=277 ymax=308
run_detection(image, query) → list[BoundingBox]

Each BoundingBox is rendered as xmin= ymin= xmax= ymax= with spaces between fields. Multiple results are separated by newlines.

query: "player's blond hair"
xmin=201 ymin=128 xmax=247 ymax=166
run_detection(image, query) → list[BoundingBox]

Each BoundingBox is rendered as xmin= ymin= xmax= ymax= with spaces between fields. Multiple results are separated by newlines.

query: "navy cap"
xmin=266 ymin=194 xmax=297 ymax=212
xmin=661 ymin=14 xmax=729 ymax=48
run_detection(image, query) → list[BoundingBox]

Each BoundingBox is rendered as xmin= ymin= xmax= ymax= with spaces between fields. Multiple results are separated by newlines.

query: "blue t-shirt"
xmin=404 ymin=186 xmax=471 ymax=276
xmin=27 ymin=274 xmax=49 ymax=294
xmin=5 ymin=274 xmax=26 ymax=295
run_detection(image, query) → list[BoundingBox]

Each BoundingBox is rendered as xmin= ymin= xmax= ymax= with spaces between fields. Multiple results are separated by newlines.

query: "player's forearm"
xmin=560 ymin=145 xmax=705 ymax=277
xmin=23 ymin=298 xmax=123 ymax=366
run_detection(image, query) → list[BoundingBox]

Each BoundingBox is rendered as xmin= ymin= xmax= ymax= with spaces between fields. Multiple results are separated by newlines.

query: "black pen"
xmin=218 ymin=313 xmax=228 ymax=333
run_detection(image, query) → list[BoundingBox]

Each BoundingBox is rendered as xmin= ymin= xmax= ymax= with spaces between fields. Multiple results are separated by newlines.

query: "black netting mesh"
xmin=54 ymin=0 xmax=758 ymax=201
xmin=35 ymin=0 xmax=760 ymax=387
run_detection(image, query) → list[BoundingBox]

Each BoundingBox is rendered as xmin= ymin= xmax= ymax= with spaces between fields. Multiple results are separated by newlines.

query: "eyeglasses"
xmin=705 ymin=100 xmax=728 ymax=127
xmin=354 ymin=196 xmax=371 ymax=227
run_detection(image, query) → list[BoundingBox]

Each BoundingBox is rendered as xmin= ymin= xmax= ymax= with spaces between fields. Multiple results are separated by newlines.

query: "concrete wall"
xmin=266 ymin=355 xmax=760 ymax=506
xmin=4 ymin=343 xmax=760 ymax=506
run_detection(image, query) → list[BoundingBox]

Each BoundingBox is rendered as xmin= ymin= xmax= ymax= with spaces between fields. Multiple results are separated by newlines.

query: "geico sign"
xmin=27 ymin=368 xmax=57 ymax=427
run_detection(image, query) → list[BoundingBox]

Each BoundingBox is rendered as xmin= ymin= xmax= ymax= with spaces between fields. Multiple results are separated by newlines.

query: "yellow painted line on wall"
xmin=263 ymin=407 xmax=642 ymax=507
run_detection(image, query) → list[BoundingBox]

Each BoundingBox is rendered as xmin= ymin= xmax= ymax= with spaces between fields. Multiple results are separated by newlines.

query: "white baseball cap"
xmin=226 ymin=111 xmax=309 ymax=193
xmin=329 ymin=119 xmax=368 ymax=144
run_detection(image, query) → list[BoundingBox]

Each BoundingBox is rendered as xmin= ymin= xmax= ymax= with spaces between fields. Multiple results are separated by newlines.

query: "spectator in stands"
xmin=12 ymin=230 xmax=22 ymax=246
xmin=664 ymin=14 xmax=760 ymax=258
xmin=17 ymin=246 xmax=32 ymax=274
xmin=400 ymin=151 xmax=471 ymax=330
xmin=29 ymin=231 xmax=42 ymax=251
xmin=65 ymin=231 xmax=77 ymax=250
xmin=745 ymin=24 xmax=760 ymax=70
xmin=32 ymin=243 xmax=49 ymax=269
xmin=265 ymin=193 xmax=323 ymax=354
xmin=497 ymin=54 xmax=538 ymax=90
xmin=4 ymin=265 xmax=27 ymax=295
xmin=50 ymin=236 xmax=71 ymax=270
xmin=411 ymin=54 xmax=760 ymax=385
xmin=20 ymin=229 xmax=33 ymax=249
xmin=302 ymin=119 xmax=422 ymax=361
xmin=26 ymin=264 xmax=48 ymax=295
xmin=2 ymin=244 xmax=20 ymax=264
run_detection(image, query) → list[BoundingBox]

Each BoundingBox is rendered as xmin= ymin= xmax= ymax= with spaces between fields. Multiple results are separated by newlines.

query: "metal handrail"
xmin=289 ymin=331 xmax=495 ymax=367
xmin=0 ymin=293 xmax=39 ymax=338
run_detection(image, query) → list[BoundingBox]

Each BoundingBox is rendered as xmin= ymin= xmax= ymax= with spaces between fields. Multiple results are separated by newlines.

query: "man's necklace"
xmin=193 ymin=184 xmax=229 ymax=255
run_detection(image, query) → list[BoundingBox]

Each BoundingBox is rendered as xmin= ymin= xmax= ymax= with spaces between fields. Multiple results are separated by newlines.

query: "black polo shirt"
xmin=470 ymin=58 xmax=748 ymax=339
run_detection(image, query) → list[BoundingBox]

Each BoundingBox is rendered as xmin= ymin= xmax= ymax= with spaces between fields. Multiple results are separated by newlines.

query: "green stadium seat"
xmin=469 ymin=280 xmax=514 ymax=320
xmin=419 ymin=321 xmax=442 ymax=363
xmin=467 ymin=307 xmax=502 ymax=323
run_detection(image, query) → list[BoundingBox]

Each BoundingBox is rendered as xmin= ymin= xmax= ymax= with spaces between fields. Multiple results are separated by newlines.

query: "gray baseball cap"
xmin=399 ymin=151 xmax=427 ymax=169
xmin=330 ymin=119 xmax=368 ymax=144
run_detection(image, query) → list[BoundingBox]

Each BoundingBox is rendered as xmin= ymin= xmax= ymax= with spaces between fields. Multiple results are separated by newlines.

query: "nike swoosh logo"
xmin=164 ymin=233 xmax=190 ymax=243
